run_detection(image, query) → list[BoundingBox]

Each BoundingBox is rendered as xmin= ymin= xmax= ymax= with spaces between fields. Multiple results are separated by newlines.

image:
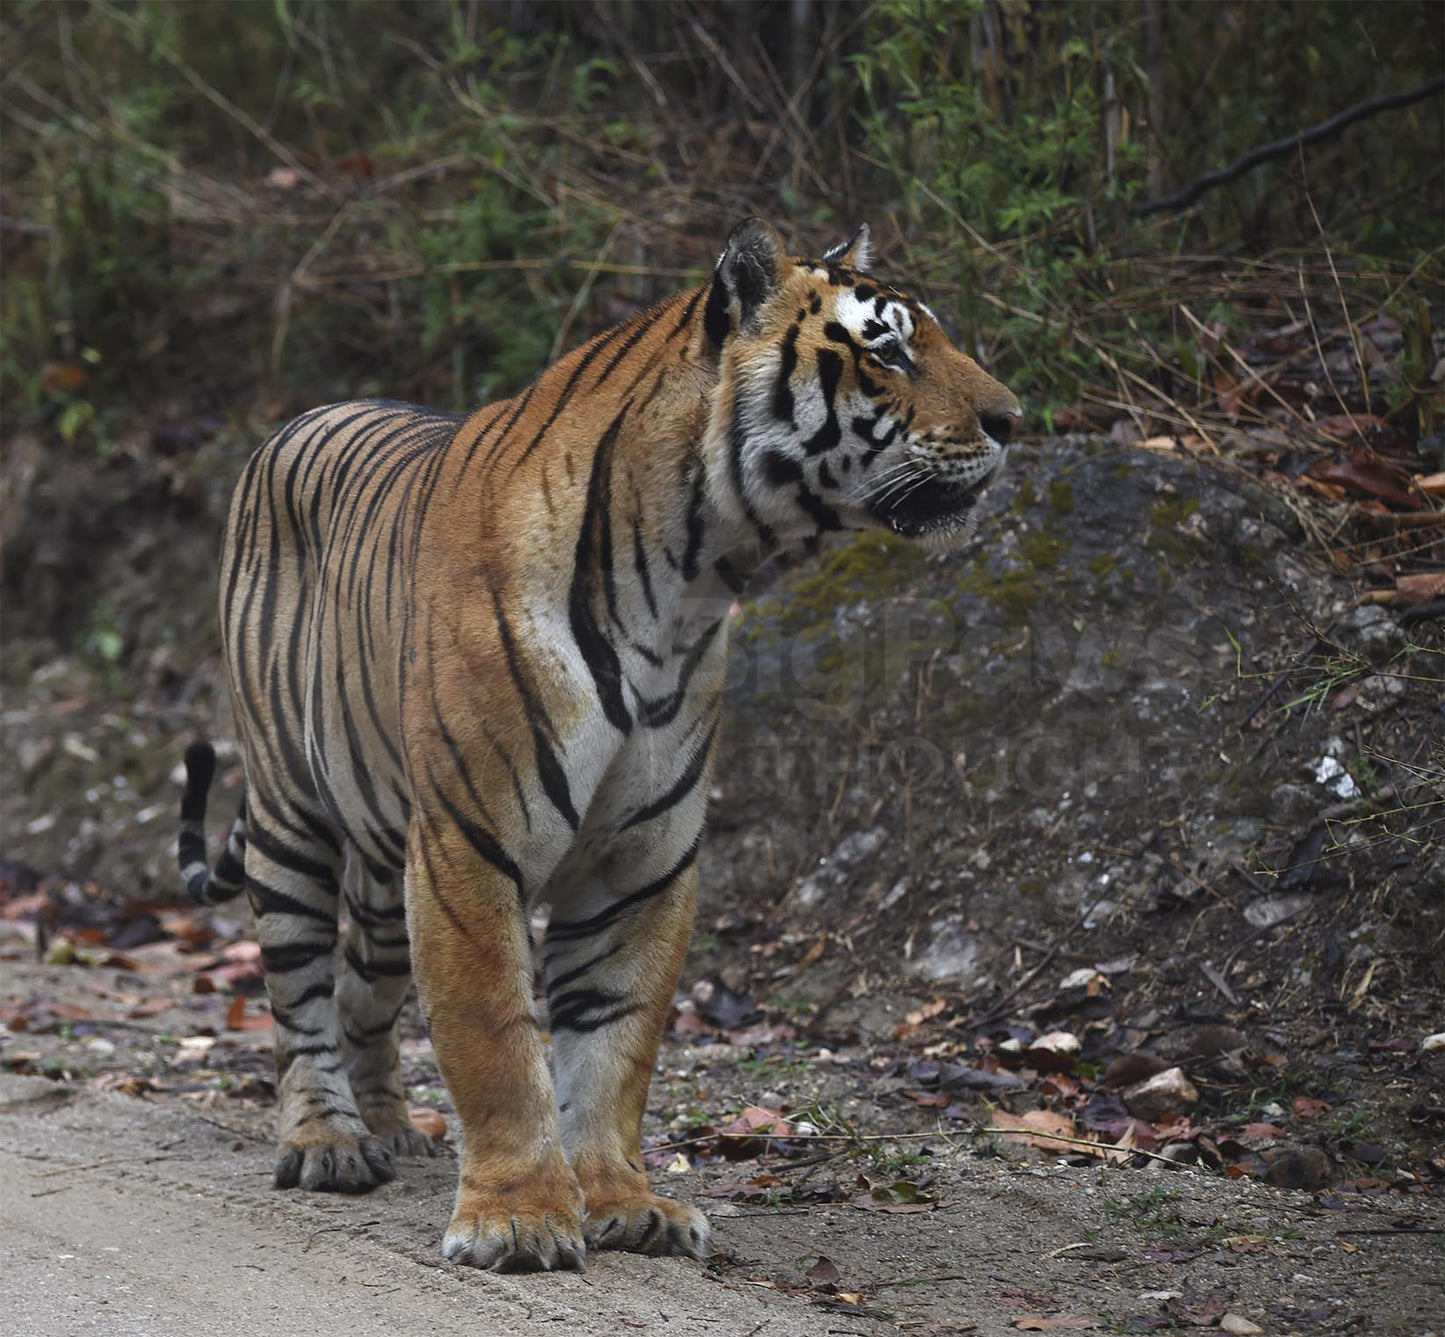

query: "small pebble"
xmin=1220 ymin=1315 xmax=1263 ymax=1336
xmin=1123 ymin=1067 xmax=1200 ymax=1121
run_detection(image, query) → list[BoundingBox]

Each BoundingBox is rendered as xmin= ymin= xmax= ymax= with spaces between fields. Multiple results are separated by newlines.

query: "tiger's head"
xmin=704 ymin=218 xmax=1022 ymax=554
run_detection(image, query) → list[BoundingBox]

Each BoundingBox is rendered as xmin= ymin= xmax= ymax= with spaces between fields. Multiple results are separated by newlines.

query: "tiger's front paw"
xmin=360 ymin=1105 xmax=440 ymax=1160
xmin=274 ymin=1134 xmax=395 ymax=1193
xmin=442 ymin=1172 xmax=587 ymax=1272
xmin=585 ymin=1194 xmax=711 ymax=1258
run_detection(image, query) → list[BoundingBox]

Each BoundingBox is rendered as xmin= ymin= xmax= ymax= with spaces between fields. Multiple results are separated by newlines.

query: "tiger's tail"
xmin=178 ymin=742 xmax=248 ymax=905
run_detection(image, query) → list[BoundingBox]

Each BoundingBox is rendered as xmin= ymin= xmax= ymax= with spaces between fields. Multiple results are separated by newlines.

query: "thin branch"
xmin=1134 ymin=76 xmax=1445 ymax=216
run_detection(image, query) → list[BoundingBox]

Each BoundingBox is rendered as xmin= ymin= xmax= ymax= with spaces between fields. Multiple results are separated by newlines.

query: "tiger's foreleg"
xmin=544 ymin=859 xmax=711 ymax=1259
xmin=246 ymin=798 xmax=396 ymax=1193
xmin=407 ymin=822 xmax=586 ymax=1272
xmin=335 ymin=857 xmax=435 ymax=1160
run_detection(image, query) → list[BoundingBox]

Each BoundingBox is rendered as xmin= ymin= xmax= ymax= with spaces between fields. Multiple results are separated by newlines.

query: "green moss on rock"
xmin=1010 ymin=476 xmax=1038 ymax=515
xmin=1149 ymin=495 xmax=1200 ymax=529
xmin=1147 ymin=493 xmax=1204 ymax=566
xmin=1020 ymin=524 xmax=1067 ymax=571
xmin=767 ymin=532 xmax=925 ymax=633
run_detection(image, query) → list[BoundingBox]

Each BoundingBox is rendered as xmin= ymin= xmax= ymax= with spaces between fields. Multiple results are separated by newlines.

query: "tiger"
xmin=177 ymin=218 xmax=1021 ymax=1272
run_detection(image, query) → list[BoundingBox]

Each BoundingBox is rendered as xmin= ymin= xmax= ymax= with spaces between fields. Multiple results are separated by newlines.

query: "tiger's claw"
xmin=273 ymin=1135 xmax=395 ymax=1193
xmin=442 ymin=1210 xmax=587 ymax=1272
xmin=585 ymin=1195 xmax=711 ymax=1258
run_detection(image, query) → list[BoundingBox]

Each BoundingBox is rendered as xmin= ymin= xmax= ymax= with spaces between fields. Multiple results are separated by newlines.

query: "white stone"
xmin=908 ymin=915 xmax=983 ymax=985
xmin=1244 ymin=894 xmax=1313 ymax=930
xmin=1123 ymin=1066 xmax=1200 ymax=1121
xmin=1309 ymin=754 xmax=1358 ymax=799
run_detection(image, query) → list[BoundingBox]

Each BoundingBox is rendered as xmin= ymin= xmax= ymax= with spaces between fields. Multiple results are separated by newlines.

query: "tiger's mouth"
xmin=870 ymin=457 xmax=1005 ymax=539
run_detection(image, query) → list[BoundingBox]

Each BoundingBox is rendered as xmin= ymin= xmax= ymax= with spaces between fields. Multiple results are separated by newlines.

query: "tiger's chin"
xmin=907 ymin=506 xmax=983 ymax=553
xmin=868 ymin=461 xmax=1002 ymax=553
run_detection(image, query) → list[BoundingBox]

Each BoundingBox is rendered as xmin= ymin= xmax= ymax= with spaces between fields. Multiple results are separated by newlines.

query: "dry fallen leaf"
xmin=1166 ymin=1292 xmax=1227 ymax=1327
xmin=855 ymin=1178 xmax=940 ymax=1213
xmin=127 ymin=998 xmax=174 ymax=1019
xmin=806 ymin=1256 xmax=842 ymax=1285
xmin=221 ymin=940 xmax=263 ymax=963
xmin=990 ymin=1108 xmax=1079 ymax=1154
xmin=701 ymin=1174 xmax=781 ymax=1201
xmin=408 ymin=1107 xmax=447 ymax=1141
xmin=226 ymin=996 xmax=274 ymax=1031
xmin=1313 ymin=456 xmax=1422 ymax=510
xmin=41 ymin=362 xmax=89 ymax=395
xmin=905 ymin=996 xmax=949 ymax=1026
xmin=1240 ymin=1122 xmax=1285 ymax=1141
xmin=1099 ymin=1121 xmax=1139 ymax=1166
xmin=795 ymin=938 xmax=826 ymax=972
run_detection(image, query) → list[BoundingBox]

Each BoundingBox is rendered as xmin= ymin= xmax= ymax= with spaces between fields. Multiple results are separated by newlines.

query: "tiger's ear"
xmin=707 ymin=217 xmax=786 ymax=344
xmin=823 ymin=223 xmax=872 ymax=273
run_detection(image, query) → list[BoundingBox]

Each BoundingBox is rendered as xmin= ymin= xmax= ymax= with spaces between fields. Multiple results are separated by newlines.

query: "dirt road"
xmin=0 ymin=1072 xmax=840 ymax=1337
xmin=3 ymin=1069 xmax=1441 ymax=1337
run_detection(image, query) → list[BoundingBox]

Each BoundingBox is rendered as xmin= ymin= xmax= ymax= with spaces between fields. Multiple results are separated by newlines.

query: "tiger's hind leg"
xmin=336 ymin=854 xmax=435 ymax=1160
xmin=245 ymin=794 xmax=395 ymax=1193
xmin=544 ymin=859 xmax=711 ymax=1259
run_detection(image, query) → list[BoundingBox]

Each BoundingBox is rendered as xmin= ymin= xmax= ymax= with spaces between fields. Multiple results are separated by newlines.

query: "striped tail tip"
xmin=178 ymin=742 xmax=246 ymax=905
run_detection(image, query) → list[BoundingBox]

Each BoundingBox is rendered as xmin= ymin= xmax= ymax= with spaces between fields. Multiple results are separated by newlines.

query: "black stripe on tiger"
xmin=509 ymin=319 xmax=634 ymax=475
xmin=491 ymin=588 xmax=579 ymax=831
xmin=773 ymin=322 xmax=800 ymax=424
xmin=632 ymin=514 xmax=659 ymax=621
xmin=246 ymin=874 xmax=336 ymax=924
xmin=636 ymin=619 xmax=723 ymax=729
xmin=802 ymin=348 xmax=845 ymax=455
xmin=619 ymin=716 xmax=718 ymax=831
xmin=343 ymin=946 xmax=412 ymax=983
xmin=421 ymin=750 xmax=523 ymax=897
xmin=702 ymin=276 xmax=731 ymax=350
xmin=595 ymin=307 xmax=662 ymax=387
xmin=727 ymin=415 xmax=777 ymax=548
xmin=543 ymin=943 xmax=622 ymax=994
xmin=547 ymin=986 xmax=642 ymax=1034
xmin=261 ymin=940 xmax=336 ymax=974
xmin=569 ymin=405 xmax=634 ymax=735
xmin=545 ymin=834 xmax=701 ymax=944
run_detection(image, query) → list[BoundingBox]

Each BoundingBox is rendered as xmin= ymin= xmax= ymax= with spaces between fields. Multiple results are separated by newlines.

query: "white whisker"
xmin=870 ymin=463 xmax=931 ymax=507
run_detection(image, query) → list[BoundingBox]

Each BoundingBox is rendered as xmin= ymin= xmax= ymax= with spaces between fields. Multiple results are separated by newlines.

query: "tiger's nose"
xmin=980 ymin=409 xmax=1022 ymax=445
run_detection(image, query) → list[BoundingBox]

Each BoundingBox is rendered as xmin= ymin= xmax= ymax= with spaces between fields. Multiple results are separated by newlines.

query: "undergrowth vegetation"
xmin=1 ymin=1 xmax=1441 ymax=452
